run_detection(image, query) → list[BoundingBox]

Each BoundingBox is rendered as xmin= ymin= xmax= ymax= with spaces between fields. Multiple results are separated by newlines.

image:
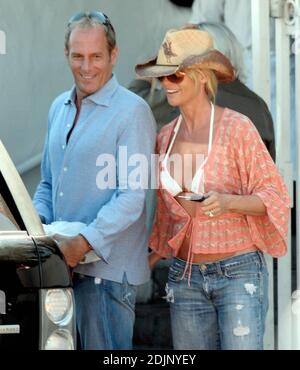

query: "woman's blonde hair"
xmin=197 ymin=22 xmax=247 ymax=84
xmin=185 ymin=67 xmax=218 ymax=103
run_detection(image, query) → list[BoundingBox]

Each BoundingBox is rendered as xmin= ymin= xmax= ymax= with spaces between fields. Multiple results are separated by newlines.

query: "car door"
xmin=0 ymin=140 xmax=76 ymax=350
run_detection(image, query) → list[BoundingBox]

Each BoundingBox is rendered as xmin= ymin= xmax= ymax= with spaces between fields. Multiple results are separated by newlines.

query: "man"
xmin=34 ymin=11 xmax=156 ymax=350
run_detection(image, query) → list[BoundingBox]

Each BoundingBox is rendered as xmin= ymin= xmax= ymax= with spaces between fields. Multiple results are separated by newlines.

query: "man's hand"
xmin=56 ymin=234 xmax=92 ymax=268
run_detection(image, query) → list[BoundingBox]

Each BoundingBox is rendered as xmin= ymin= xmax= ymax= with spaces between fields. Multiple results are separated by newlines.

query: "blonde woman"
xmin=136 ymin=29 xmax=290 ymax=350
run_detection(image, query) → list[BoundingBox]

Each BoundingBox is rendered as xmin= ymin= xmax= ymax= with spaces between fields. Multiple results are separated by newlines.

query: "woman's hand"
xmin=200 ymin=191 xmax=230 ymax=217
xmin=200 ymin=192 xmax=266 ymax=217
xmin=148 ymin=251 xmax=162 ymax=270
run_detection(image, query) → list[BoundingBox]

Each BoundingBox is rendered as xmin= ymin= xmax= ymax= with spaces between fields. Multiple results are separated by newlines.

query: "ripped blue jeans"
xmin=166 ymin=251 xmax=269 ymax=350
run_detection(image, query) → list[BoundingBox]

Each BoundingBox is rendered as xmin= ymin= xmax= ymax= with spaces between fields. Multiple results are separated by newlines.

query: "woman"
xmin=135 ymin=29 xmax=290 ymax=350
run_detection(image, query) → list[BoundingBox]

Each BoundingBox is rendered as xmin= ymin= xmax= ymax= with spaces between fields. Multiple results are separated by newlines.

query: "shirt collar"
xmin=64 ymin=74 xmax=119 ymax=107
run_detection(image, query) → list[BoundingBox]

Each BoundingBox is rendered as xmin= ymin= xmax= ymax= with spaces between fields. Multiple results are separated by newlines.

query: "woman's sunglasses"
xmin=157 ymin=71 xmax=186 ymax=84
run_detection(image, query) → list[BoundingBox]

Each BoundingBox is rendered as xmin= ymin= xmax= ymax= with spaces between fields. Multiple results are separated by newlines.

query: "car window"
xmin=0 ymin=193 xmax=19 ymax=231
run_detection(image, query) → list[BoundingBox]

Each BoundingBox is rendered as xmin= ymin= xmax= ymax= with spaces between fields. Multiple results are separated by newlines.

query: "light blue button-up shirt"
xmin=33 ymin=75 xmax=156 ymax=285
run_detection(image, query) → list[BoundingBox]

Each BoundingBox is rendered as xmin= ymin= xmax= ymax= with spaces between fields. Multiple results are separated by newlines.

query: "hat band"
xmin=155 ymin=64 xmax=179 ymax=67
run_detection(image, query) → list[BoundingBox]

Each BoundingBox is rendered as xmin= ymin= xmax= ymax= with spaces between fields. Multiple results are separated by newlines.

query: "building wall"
xmin=0 ymin=0 xmax=191 ymax=195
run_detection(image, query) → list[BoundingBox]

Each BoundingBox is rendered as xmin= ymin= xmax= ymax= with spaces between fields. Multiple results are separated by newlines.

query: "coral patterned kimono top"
xmin=149 ymin=108 xmax=290 ymax=262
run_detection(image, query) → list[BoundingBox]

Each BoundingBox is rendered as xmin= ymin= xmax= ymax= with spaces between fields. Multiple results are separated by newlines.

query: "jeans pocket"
xmin=122 ymin=277 xmax=137 ymax=312
xmin=168 ymin=265 xmax=183 ymax=283
xmin=224 ymin=261 xmax=260 ymax=279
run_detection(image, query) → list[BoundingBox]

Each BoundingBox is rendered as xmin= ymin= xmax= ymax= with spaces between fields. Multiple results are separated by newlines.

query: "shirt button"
xmin=62 ymin=145 xmax=66 ymax=150
xmin=63 ymin=167 xmax=68 ymax=172
xmin=59 ymin=192 xmax=64 ymax=197
xmin=67 ymin=124 xmax=71 ymax=128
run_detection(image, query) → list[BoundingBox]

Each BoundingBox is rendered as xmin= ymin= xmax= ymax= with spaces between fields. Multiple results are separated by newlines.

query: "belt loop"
xmin=216 ymin=262 xmax=223 ymax=276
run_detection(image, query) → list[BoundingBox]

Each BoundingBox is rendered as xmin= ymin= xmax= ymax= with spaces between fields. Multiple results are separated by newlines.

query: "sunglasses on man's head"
xmin=157 ymin=71 xmax=186 ymax=84
xmin=68 ymin=11 xmax=113 ymax=30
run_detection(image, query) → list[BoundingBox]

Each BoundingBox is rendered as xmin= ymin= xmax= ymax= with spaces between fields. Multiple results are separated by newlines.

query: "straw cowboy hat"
xmin=135 ymin=29 xmax=235 ymax=83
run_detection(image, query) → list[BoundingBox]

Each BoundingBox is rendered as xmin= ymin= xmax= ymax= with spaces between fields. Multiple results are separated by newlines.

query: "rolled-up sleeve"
xmin=237 ymin=119 xmax=291 ymax=257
